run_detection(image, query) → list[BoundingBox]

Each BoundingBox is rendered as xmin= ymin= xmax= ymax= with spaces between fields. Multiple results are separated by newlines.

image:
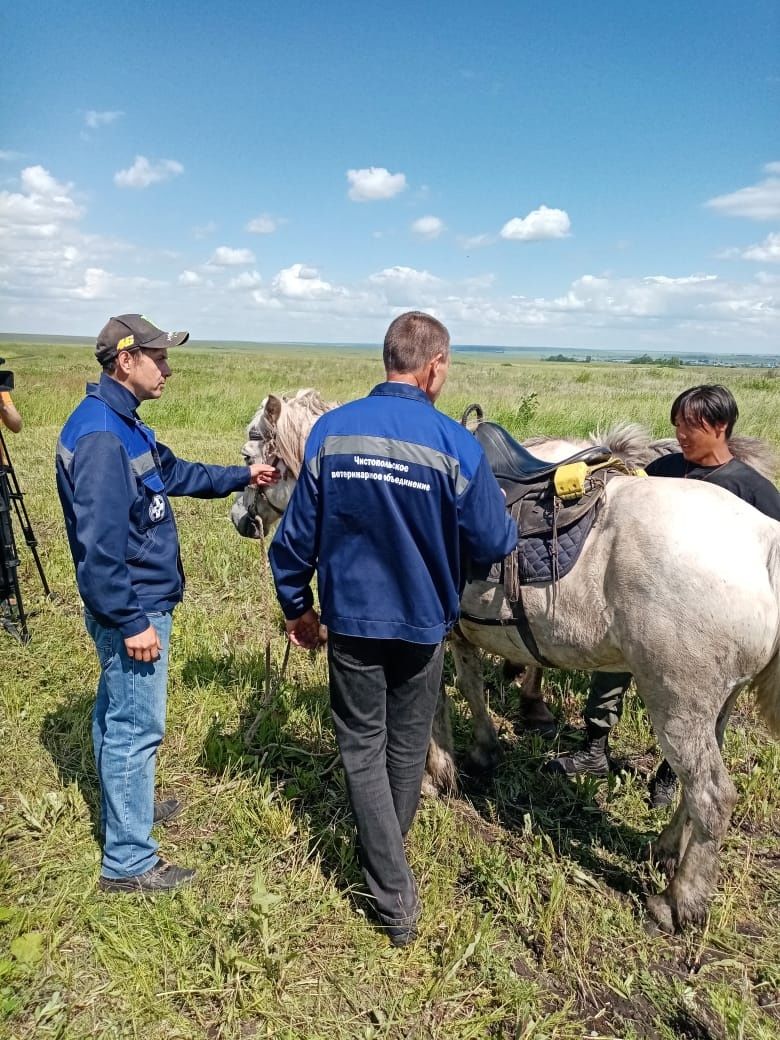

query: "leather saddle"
xmin=473 ymin=420 xmax=611 ymax=491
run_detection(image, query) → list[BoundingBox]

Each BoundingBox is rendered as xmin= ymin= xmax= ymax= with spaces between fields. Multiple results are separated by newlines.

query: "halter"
xmin=245 ymin=428 xmax=288 ymax=520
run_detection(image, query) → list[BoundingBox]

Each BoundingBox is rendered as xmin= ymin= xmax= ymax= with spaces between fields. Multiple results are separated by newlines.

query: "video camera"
xmin=0 ymin=359 xmax=13 ymax=393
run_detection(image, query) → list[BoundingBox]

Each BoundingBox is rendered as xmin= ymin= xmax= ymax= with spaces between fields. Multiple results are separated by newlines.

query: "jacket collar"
xmin=369 ymin=381 xmax=432 ymax=406
xmin=86 ymin=372 xmax=141 ymax=420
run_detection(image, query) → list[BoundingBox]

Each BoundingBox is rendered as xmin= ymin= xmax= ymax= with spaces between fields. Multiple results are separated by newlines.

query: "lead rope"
xmin=243 ymin=511 xmax=292 ymax=748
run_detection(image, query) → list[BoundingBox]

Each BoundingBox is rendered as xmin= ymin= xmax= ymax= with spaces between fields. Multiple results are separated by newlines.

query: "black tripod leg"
xmin=0 ymin=427 xmax=51 ymax=602
xmin=0 ymin=469 xmax=30 ymax=642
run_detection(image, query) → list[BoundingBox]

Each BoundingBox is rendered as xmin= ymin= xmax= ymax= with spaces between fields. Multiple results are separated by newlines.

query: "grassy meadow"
xmin=1 ymin=341 xmax=779 ymax=1040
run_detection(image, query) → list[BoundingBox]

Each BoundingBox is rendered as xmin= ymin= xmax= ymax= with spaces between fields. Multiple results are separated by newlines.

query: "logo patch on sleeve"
xmin=149 ymin=494 xmax=166 ymax=522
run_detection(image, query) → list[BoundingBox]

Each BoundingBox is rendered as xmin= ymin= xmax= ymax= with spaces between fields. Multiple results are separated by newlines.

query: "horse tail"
xmin=754 ymin=533 xmax=780 ymax=737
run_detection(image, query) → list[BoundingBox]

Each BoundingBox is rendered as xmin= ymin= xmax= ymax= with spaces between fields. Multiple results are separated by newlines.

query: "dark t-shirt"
xmin=645 ymin=453 xmax=780 ymax=521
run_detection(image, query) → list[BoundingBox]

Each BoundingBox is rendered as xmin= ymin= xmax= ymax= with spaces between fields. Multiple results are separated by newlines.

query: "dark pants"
xmin=327 ymin=634 xmax=444 ymax=927
xmin=586 ymin=669 xmax=676 ymax=786
xmin=585 ymin=671 xmax=633 ymax=737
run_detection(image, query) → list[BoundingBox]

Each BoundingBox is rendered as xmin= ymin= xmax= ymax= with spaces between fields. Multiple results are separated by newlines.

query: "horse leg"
xmin=649 ymin=686 xmax=740 ymax=880
xmin=424 ymin=689 xmax=456 ymax=796
xmin=645 ymin=721 xmax=737 ymax=932
xmin=450 ymin=632 xmax=502 ymax=775
xmin=649 ymin=800 xmax=691 ymax=878
xmin=510 ymin=664 xmax=558 ymax=737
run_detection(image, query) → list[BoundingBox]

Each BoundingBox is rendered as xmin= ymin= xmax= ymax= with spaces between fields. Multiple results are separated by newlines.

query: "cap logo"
xmin=117 ymin=335 xmax=135 ymax=351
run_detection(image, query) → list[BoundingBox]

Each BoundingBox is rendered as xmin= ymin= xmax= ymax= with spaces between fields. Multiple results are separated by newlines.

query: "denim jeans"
xmin=85 ymin=609 xmax=173 ymax=879
xmin=327 ymin=634 xmax=444 ymax=927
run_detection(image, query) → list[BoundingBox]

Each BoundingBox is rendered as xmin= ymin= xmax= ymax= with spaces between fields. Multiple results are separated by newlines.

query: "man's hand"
xmin=285 ymin=609 xmax=322 ymax=650
xmin=248 ymin=463 xmax=281 ymax=487
xmin=124 ymin=625 xmax=162 ymax=663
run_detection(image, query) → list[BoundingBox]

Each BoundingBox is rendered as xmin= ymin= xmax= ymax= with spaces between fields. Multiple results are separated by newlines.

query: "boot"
xmin=543 ymin=731 xmax=610 ymax=777
xmin=648 ymin=759 xmax=678 ymax=808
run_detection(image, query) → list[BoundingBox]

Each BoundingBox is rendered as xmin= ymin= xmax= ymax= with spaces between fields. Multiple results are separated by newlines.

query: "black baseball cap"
xmin=95 ymin=314 xmax=189 ymax=365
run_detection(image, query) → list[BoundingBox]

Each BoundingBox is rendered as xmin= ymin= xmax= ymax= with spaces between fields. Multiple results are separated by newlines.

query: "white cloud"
xmin=458 ymin=232 xmax=495 ymax=250
xmin=114 ymin=155 xmax=184 ymax=189
xmin=347 ymin=166 xmax=407 ymax=202
xmin=228 ymin=270 xmax=263 ymax=290
xmin=369 ymin=265 xmax=441 ymax=289
xmin=209 ymin=246 xmax=255 ymax=266
xmin=0 ymin=150 xmax=23 ymax=162
xmin=84 ymin=109 xmax=123 ymax=129
xmin=705 ymin=162 xmax=780 ymax=220
xmin=246 ymin=214 xmax=283 ymax=234
xmin=741 ymin=232 xmax=780 ymax=263
xmin=70 ymin=267 xmax=113 ymax=299
xmin=368 ymin=266 xmax=442 ymax=307
xmin=66 ymin=267 xmax=163 ymax=301
xmin=500 ymin=205 xmax=571 ymax=241
xmin=0 ymin=165 xmax=83 ymax=232
xmin=411 ymin=215 xmax=445 ymax=239
xmin=272 ymin=263 xmax=342 ymax=300
xmin=179 ymin=270 xmax=202 ymax=286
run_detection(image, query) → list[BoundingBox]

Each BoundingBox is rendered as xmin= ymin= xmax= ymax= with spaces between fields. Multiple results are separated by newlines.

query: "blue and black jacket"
xmin=269 ymin=381 xmax=517 ymax=643
xmin=56 ymin=374 xmax=250 ymax=637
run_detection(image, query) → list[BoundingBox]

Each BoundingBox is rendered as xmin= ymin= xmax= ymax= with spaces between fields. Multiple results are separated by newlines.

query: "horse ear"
xmin=265 ymin=394 xmax=282 ymax=424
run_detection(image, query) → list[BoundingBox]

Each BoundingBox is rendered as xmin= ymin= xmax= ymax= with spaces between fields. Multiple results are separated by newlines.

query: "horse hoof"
xmin=518 ymin=717 xmax=558 ymax=740
xmin=646 ymin=893 xmax=676 ymax=934
xmin=465 ymin=745 xmax=502 ymax=776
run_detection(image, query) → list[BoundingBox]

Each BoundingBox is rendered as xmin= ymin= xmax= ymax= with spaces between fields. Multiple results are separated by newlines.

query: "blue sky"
xmin=2 ymin=1 xmax=778 ymax=352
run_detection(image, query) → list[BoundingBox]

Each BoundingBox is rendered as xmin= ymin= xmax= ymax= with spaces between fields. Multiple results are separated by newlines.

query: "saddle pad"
xmin=509 ymin=503 xmax=599 ymax=587
xmin=502 ymin=474 xmax=608 ymax=591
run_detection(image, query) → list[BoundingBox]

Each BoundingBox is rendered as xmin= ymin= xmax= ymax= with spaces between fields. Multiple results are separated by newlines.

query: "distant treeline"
xmin=628 ymin=354 xmax=683 ymax=367
xmin=543 ymin=352 xmax=684 ymax=366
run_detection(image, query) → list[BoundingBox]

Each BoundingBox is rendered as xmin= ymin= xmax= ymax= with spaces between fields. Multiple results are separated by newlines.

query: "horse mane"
xmin=585 ymin=421 xmax=655 ymax=469
xmin=276 ymin=389 xmax=338 ymax=476
xmin=245 ymin=388 xmax=339 ymax=477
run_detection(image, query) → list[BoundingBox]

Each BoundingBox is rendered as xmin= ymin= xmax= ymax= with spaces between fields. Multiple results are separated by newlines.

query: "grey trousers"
xmin=327 ymin=634 xmax=444 ymax=927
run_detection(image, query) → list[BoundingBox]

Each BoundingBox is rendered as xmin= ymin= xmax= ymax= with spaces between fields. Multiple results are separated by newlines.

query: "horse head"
xmin=232 ymin=388 xmax=338 ymax=538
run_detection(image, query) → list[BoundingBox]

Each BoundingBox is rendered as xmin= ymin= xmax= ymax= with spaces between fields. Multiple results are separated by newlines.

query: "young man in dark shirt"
xmin=546 ymin=384 xmax=780 ymax=804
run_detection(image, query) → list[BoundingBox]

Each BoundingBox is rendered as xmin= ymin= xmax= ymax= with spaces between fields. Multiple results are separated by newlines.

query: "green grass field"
xmin=1 ymin=342 xmax=779 ymax=1040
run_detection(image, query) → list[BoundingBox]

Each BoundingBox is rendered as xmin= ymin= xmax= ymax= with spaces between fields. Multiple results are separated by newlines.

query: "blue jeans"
xmin=327 ymin=634 xmax=444 ymax=927
xmin=85 ymin=609 xmax=173 ymax=879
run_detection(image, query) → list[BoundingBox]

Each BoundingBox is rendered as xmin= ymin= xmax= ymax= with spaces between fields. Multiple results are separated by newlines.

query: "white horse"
xmin=233 ymin=390 xmax=780 ymax=933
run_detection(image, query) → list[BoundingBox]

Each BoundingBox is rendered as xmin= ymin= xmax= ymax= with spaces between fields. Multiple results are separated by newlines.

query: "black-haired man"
xmin=547 ymin=384 xmax=780 ymax=804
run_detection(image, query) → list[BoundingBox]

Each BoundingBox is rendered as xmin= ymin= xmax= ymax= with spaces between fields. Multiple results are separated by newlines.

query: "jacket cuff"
xmin=281 ymin=587 xmax=314 ymax=621
xmin=119 ymin=615 xmax=151 ymax=639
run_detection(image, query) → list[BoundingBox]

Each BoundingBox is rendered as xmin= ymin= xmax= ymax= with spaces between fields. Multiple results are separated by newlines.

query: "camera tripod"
xmin=0 ymin=426 xmax=50 ymax=643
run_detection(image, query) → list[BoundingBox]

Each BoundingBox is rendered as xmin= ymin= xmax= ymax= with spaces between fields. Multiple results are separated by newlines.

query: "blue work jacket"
xmin=56 ymin=373 xmax=250 ymax=637
xmin=269 ymin=381 xmax=517 ymax=643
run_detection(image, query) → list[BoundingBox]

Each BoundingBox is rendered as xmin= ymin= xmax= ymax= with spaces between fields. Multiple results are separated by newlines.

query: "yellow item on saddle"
xmin=553 ymin=462 xmax=589 ymax=501
xmin=554 ymin=459 xmax=647 ymax=502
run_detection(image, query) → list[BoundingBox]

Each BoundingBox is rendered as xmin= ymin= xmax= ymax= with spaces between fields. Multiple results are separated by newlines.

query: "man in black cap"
xmin=56 ymin=314 xmax=279 ymax=893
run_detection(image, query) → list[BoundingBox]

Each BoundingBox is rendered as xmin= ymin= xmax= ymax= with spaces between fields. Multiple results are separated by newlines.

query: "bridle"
xmin=244 ymin=429 xmax=288 ymax=522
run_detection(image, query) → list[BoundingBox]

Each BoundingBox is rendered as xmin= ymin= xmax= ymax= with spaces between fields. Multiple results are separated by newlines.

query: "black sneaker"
xmin=386 ymin=921 xmax=419 ymax=947
xmin=542 ymin=740 xmax=610 ymax=778
xmin=648 ymin=761 xmax=678 ymax=809
xmin=98 ymin=860 xmax=196 ymax=894
xmin=153 ymin=798 xmax=183 ymax=824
